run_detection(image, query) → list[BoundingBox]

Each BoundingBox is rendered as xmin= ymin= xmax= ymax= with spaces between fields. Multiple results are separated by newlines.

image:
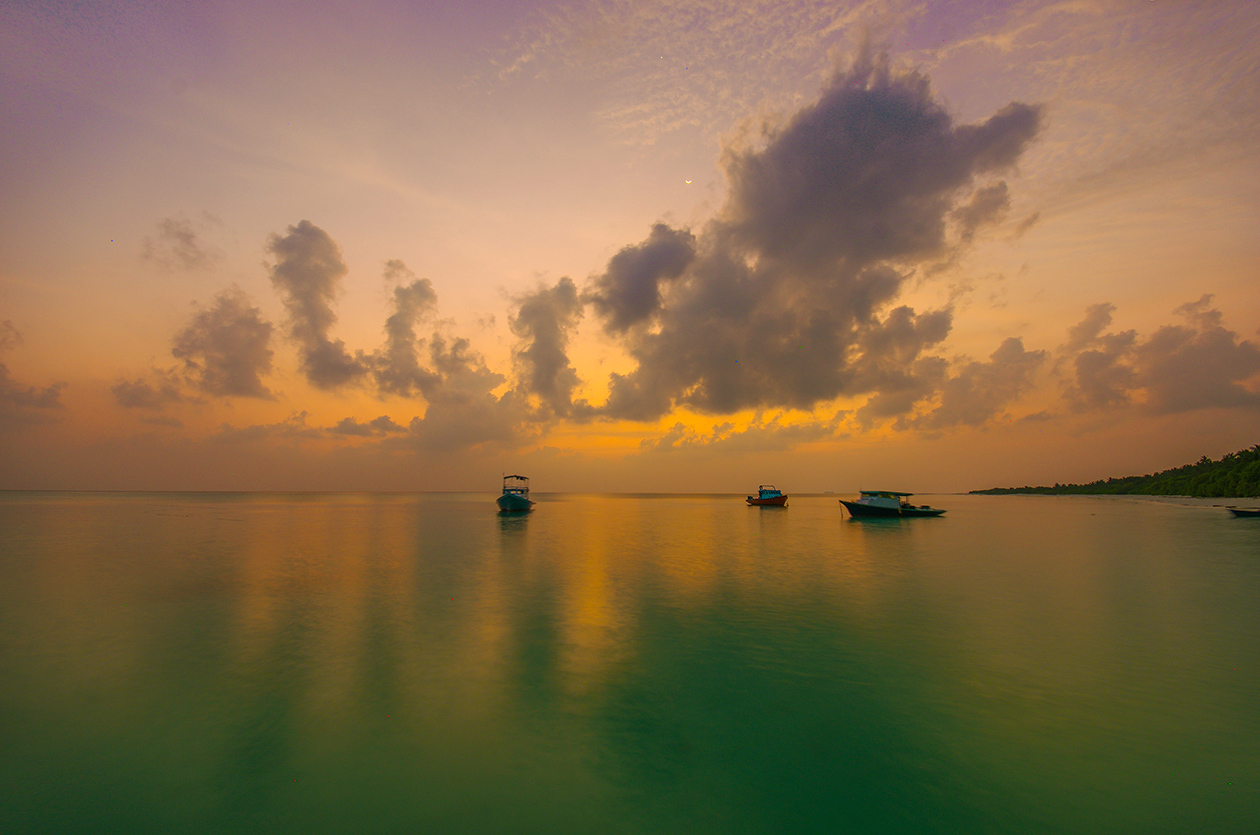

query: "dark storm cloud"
xmin=142 ymin=216 xmax=218 ymax=270
xmin=1061 ymin=297 xmax=1260 ymax=415
xmin=171 ymin=288 xmax=275 ymax=398
xmin=585 ymin=224 xmax=696 ymax=333
xmin=511 ymin=277 xmax=584 ymax=417
xmin=111 ymin=370 xmax=184 ymax=410
xmin=329 ymin=415 xmax=407 ymax=437
xmin=267 ymin=220 xmax=369 ymax=389
xmin=719 ymin=55 xmax=1040 ymax=272
xmin=588 ymin=49 xmax=1044 ymax=422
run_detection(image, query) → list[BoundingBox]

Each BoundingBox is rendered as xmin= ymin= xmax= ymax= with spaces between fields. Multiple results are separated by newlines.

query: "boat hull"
xmin=839 ymin=500 xmax=900 ymax=517
xmin=747 ymin=495 xmax=788 ymax=506
xmin=1227 ymin=507 xmax=1260 ymax=518
xmin=496 ymin=493 xmax=534 ymax=512
xmin=840 ymin=500 xmax=944 ymax=518
xmin=900 ymin=506 xmax=946 ymax=517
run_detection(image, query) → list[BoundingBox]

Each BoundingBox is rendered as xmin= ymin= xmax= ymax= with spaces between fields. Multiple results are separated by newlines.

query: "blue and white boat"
xmin=746 ymin=485 xmax=788 ymax=506
xmin=496 ymin=474 xmax=535 ymax=512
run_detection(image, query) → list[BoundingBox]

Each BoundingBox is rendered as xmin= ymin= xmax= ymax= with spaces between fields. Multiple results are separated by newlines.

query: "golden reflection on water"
xmin=4 ymin=492 xmax=1257 ymax=833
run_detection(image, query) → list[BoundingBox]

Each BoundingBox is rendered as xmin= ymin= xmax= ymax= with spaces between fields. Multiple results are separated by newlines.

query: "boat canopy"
xmin=859 ymin=490 xmax=913 ymax=497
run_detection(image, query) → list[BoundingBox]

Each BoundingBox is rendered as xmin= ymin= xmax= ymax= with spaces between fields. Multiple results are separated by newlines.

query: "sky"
xmin=1 ymin=0 xmax=1258 ymax=493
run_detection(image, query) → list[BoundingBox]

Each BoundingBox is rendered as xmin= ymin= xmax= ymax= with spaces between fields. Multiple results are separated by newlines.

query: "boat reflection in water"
xmin=840 ymin=491 xmax=945 ymax=518
xmin=496 ymin=474 xmax=535 ymax=512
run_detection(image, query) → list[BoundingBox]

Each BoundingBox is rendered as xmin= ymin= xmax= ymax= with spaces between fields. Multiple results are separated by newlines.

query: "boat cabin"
xmin=857 ymin=490 xmax=914 ymax=510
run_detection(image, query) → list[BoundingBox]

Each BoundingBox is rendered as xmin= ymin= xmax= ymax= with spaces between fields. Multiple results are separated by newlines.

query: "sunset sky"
xmin=2 ymin=0 xmax=1258 ymax=492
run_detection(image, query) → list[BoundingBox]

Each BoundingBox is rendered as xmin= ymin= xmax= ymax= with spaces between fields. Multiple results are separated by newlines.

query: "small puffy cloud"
xmin=382 ymin=259 xmax=416 ymax=284
xmin=212 ymin=412 xmax=324 ymax=445
xmin=0 ymin=320 xmax=22 ymax=351
xmin=952 ymin=182 xmax=1011 ymax=242
xmin=329 ymin=415 xmax=407 ymax=437
xmin=909 ymin=338 xmax=1047 ymax=429
xmin=172 ymin=288 xmax=275 ymax=398
xmin=1066 ymin=302 xmax=1118 ymax=351
xmin=0 ymin=322 xmax=66 ymax=430
xmin=111 ymin=370 xmax=185 ymax=410
xmin=1172 ymin=294 xmax=1224 ymax=330
xmin=639 ymin=413 xmax=840 ymax=455
xmin=1136 ymin=309 xmax=1260 ymax=415
xmin=1068 ymin=333 xmax=1138 ymax=411
xmin=392 ymin=335 xmax=523 ymax=452
xmin=371 ymin=271 xmax=441 ymax=398
xmin=267 ymin=220 xmax=368 ymax=389
xmin=1061 ymin=298 xmax=1260 ymax=415
xmin=142 ymin=215 xmax=219 ymax=270
xmin=0 ymin=363 xmax=66 ymax=430
xmin=511 ymin=277 xmax=584 ymax=417
xmin=1010 ymin=212 xmax=1040 ymax=239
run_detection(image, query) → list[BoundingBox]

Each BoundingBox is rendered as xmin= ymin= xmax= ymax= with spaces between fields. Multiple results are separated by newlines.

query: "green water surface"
xmin=1 ymin=492 xmax=1256 ymax=833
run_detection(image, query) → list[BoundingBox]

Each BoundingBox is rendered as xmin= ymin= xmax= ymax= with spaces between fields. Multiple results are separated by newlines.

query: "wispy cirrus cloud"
xmin=492 ymin=0 xmax=895 ymax=144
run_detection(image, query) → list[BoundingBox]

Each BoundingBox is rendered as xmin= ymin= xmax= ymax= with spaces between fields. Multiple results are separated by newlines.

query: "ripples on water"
xmin=0 ymin=492 xmax=1256 ymax=833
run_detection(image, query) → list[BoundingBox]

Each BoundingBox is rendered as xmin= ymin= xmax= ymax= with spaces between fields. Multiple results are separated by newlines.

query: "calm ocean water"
xmin=1 ymin=491 xmax=1257 ymax=833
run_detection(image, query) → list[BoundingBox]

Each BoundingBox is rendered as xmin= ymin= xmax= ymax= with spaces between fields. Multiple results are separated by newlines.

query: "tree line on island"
xmin=971 ymin=444 xmax=1260 ymax=498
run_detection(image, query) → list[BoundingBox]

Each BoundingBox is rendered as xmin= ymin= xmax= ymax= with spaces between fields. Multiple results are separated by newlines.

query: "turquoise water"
xmin=1 ymin=492 xmax=1257 ymax=833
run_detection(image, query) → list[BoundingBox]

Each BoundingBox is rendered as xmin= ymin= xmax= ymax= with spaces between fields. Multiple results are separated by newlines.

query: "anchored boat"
xmin=496 ymin=474 xmax=535 ymax=512
xmin=1226 ymin=506 xmax=1260 ymax=518
xmin=746 ymin=485 xmax=788 ymax=506
xmin=840 ymin=491 xmax=945 ymax=518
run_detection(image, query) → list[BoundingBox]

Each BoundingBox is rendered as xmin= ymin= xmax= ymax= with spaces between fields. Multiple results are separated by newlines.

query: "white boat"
xmin=496 ymin=474 xmax=535 ymax=512
xmin=839 ymin=491 xmax=945 ymax=518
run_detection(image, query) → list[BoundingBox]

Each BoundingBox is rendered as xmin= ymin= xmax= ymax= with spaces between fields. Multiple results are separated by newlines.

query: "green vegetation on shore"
xmin=971 ymin=444 xmax=1260 ymax=498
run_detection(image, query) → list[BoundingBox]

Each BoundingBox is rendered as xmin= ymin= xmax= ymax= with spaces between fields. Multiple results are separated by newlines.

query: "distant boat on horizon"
xmin=746 ymin=485 xmax=787 ymax=506
xmin=496 ymin=474 xmax=535 ymax=512
xmin=840 ymin=491 xmax=945 ymax=518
